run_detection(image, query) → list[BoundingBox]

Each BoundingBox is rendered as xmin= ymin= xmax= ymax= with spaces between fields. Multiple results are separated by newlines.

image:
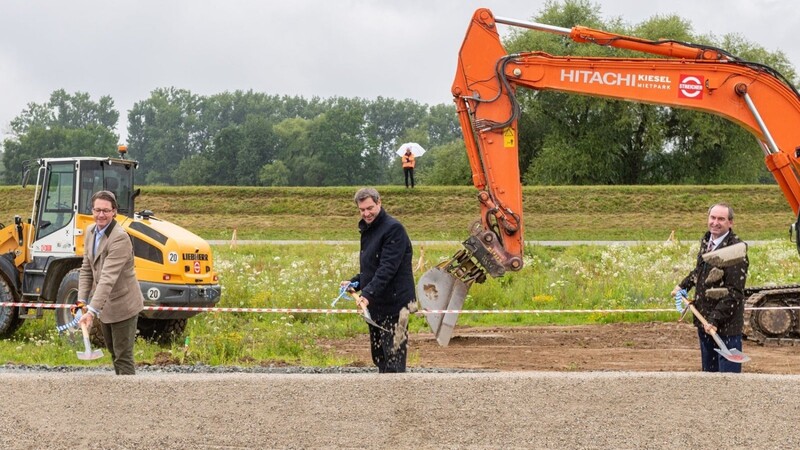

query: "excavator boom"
xmin=418 ymin=8 xmax=800 ymax=346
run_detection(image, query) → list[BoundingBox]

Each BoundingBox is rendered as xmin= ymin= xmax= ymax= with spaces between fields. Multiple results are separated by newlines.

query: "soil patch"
xmin=321 ymin=322 xmax=800 ymax=374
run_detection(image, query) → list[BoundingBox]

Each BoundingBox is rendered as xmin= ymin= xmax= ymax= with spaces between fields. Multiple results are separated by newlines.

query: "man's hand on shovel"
xmin=78 ymin=307 xmax=93 ymax=328
xmin=56 ymin=300 xmax=87 ymax=334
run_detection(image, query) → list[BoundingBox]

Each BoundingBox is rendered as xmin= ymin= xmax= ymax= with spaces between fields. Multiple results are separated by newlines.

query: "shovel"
xmin=679 ymin=295 xmax=750 ymax=364
xmin=76 ymin=322 xmax=103 ymax=361
xmin=348 ymin=291 xmax=390 ymax=332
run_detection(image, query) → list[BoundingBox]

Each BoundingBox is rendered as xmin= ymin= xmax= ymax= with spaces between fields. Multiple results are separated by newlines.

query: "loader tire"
xmin=0 ymin=277 xmax=23 ymax=338
xmin=55 ymin=269 xmax=104 ymax=346
xmin=137 ymin=318 xmax=187 ymax=345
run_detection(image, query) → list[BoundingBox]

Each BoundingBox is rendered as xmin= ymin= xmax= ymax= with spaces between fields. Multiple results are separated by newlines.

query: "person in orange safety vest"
xmin=402 ymin=148 xmax=415 ymax=188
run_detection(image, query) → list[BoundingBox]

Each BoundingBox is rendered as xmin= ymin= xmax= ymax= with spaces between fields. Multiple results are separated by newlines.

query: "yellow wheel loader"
xmin=0 ymin=146 xmax=221 ymax=343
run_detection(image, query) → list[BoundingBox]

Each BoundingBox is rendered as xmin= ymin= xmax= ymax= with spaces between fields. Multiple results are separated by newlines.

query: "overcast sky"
xmin=2 ymin=0 xmax=799 ymax=144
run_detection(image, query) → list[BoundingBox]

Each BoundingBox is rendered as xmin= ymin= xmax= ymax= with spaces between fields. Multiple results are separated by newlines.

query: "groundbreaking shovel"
xmin=679 ymin=294 xmax=750 ymax=364
xmin=76 ymin=322 xmax=103 ymax=361
xmin=348 ymin=291 xmax=390 ymax=332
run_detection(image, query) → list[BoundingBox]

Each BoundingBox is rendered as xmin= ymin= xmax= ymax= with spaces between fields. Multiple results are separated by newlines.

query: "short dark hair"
xmin=354 ymin=187 xmax=380 ymax=204
xmin=708 ymin=202 xmax=734 ymax=221
xmin=92 ymin=190 xmax=118 ymax=210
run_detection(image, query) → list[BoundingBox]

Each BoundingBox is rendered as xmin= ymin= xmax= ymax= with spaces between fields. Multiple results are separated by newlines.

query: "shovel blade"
xmin=416 ymin=267 xmax=469 ymax=347
xmin=360 ymin=309 xmax=390 ymax=333
xmin=77 ymin=323 xmax=103 ymax=360
xmin=77 ymin=349 xmax=104 ymax=361
xmin=710 ymin=332 xmax=750 ymax=362
xmin=714 ymin=347 xmax=750 ymax=364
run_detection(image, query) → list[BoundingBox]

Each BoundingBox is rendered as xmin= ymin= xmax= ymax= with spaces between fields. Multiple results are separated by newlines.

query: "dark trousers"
xmin=404 ymin=168 xmax=415 ymax=188
xmin=100 ymin=315 xmax=139 ymax=375
xmin=369 ymin=314 xmax=407 ymax=373
xmin=697 ymin=328 xmax=742 ymax=373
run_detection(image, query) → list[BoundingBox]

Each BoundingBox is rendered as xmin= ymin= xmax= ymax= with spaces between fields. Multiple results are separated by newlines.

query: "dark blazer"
xmin=78 ymin=219 xmax=144 ymax=323
xmin=678 ymin=230 xmax=749 ymax=336
xmin=351 ymin=209 xmax=415 ymax=318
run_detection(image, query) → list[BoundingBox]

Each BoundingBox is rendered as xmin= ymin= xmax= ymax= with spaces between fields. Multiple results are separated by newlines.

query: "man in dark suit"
xmin=672 ymin=203 xmax=749 ymax=373
xmin=78 ymin=190 xmax=144 ymax=375
xmin=343 ymin=187 xmax=416 ymax=373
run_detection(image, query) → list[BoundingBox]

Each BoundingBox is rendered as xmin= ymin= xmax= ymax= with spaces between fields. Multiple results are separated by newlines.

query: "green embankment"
xmin=1 ymin=185 xmax=791 ymax=240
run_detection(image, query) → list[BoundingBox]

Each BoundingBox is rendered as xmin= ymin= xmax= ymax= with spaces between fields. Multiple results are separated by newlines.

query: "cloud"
xmin=1 ymin=0 xmax=798 ymax=144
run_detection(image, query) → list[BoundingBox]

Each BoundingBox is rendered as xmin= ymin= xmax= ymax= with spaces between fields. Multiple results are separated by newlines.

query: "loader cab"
xmin=76 ymin=159 xmax=136 ymax=217
xmin=31 ymin=157 xmax=137 ymax=255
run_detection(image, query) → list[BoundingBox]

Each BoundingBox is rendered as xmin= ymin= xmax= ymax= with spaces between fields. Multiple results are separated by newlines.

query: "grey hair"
xmin=708 ymin=203 xmax=734 ymax=221
xmin=92 ymin=190 xmax=118 ymax=210
xmin=354 ymin=187 xmax=380 ymax=204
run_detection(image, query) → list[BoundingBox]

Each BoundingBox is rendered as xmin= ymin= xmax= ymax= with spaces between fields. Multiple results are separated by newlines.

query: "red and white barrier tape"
xmin=1 ymin=302 xmax=798 ymax=314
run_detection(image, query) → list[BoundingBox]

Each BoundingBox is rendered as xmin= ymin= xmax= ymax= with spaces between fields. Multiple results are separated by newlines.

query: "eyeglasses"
xmin=92 ymin=208 xmax=114 ymax=215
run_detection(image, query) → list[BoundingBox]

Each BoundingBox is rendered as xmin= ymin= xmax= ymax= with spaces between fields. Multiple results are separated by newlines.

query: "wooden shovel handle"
xmin=348 ymin=291 xmax=368 ymax=313
xmin=686 ymin=302 xmax=712 ymax=328
xmin=80 ymin=320 xmax=91 ymax=338
xmin=682 ymin=297 xmax=719 ymax=335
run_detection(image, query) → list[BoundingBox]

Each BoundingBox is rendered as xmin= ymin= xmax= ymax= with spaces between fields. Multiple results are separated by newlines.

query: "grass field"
xmin=2 ymin=238 xmax=798 ymax=367
xmin=0 ymin=184 xmax=794 ymax=240
xmin=0 ymin=185 xmax=798 ymax=367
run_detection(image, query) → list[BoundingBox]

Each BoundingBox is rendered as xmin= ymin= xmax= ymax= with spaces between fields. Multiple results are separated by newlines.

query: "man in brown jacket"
xmin=78 ymin=190 xmax=144 ymax=375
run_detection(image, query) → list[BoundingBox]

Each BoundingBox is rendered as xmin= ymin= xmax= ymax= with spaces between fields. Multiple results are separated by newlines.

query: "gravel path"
xmin=1 ymin=370 xmax=798 ymax=449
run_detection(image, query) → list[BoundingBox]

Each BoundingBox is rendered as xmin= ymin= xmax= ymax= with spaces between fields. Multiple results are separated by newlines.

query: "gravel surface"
xmin=1 ymin=368 xmax=799 ymax=449
xmin=3 ymin=323 xmax=798 ymax=449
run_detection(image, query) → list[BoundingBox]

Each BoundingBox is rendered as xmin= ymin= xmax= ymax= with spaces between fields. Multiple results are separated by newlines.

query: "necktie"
xmin=706 ymin=240 xmax=714 ymax=252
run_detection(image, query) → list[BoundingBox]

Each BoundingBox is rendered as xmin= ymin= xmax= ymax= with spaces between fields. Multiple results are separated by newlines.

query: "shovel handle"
xmin=682 ymin=297 xmax=730 ymax=351
xmin=686 ymin=302 xmax=711 ymax=328
xmin=80 ymin=321 xmax=93 ymax=349
xmin=680 ymin=296 xmax=712 ymax=327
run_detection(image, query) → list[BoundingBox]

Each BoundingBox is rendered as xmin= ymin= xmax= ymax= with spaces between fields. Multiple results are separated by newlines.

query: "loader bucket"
xmin=416 ymin=267 xmax=469 ymax=346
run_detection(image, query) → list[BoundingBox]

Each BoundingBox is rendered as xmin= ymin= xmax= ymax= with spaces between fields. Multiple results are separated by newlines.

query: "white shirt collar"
xmin=709 ymin=231 xmax=729 ymax=250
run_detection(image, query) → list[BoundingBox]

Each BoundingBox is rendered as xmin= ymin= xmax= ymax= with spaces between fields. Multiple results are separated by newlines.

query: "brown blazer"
xmin=78 ymin=219 xmax=144 ymax=324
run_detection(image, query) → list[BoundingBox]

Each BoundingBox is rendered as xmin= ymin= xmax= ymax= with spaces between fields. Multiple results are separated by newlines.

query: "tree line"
xmin=2 ymin=1 xmax=796 ymax=187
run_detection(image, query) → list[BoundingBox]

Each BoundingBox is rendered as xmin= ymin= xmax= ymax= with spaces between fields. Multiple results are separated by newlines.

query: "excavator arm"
xmin=418 ymin=8 xmax=800 ymax=346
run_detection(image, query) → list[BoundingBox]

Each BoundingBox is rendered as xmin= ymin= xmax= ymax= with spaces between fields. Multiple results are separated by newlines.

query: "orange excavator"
xmin=417 ymin=8 xmax=800 ymax=346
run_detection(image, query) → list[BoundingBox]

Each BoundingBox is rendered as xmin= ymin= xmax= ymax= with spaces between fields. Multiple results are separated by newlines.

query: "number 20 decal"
xmin=147 ymin=287 xmax=161 ymax=300
xmin=168 ymin=251 xmax=178 ymax=264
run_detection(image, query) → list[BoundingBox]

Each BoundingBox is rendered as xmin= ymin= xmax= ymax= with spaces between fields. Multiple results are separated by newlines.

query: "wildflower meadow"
xmin=1 ymin=239 xmax=796 ymax=367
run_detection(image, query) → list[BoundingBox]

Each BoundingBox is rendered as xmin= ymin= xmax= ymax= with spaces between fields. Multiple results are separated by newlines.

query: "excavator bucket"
xmin=416 ymin=267 xmax=469 ymax=346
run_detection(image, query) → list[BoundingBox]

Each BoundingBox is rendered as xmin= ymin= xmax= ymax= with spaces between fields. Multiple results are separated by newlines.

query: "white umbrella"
xmin=396 ymin=142 xmax=426 ymax=157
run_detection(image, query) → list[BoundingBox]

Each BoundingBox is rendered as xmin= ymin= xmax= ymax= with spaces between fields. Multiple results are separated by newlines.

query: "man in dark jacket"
xmin=671 ymin=203 xmax=749 ymax=373
xmin=343 ymin=187 xmax=416 ymax=373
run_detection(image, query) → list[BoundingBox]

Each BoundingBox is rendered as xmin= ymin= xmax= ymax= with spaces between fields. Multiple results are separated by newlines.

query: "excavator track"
xmin=744 ymin=285 xmax=800 ymax=345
